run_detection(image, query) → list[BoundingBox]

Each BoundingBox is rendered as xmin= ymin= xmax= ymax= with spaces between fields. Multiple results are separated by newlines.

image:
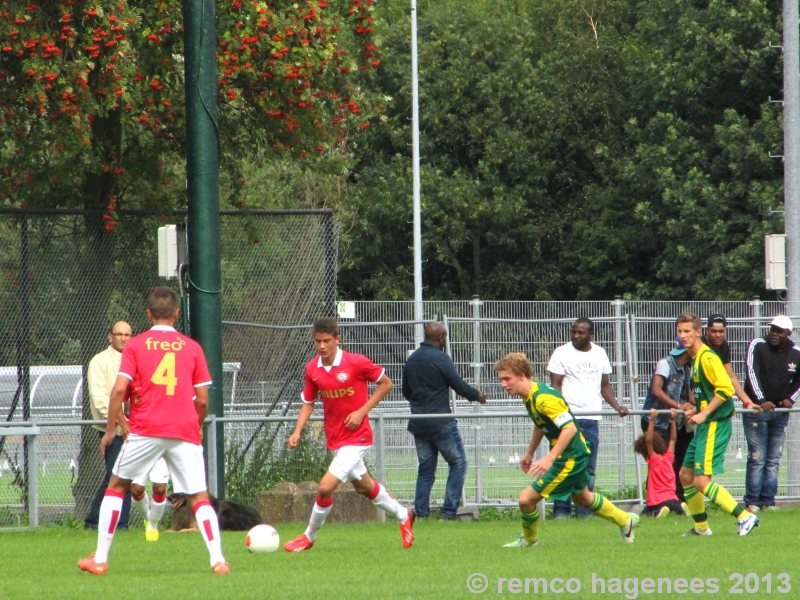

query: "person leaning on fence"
xmin=742 ymin=315 xmax=800 ymax=513
xmin=640 ymin=339 xmax=694 ymax=502
xmin=703 ymin=313 xmax=756 ymax=410
xmin=676 ymin=311 xmax=758 ymax=537
xmin=546 ymin=317 xmax=629 ymax=519
xmin=634 ymin=408 xmax=685 ymax=517
xmin=495 ymin=352 xmax=639 ymax=547
xmin=402 ymin=321 xmax=487 ymax=520
xmin=84 ymin=321 xmax=132 ymax=531
xmin=282 ymin=317 xmax=415 ymax=553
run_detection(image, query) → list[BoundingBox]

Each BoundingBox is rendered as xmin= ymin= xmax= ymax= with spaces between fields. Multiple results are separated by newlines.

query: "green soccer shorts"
xmin=682 ymin=417 xmax=732 ymax=476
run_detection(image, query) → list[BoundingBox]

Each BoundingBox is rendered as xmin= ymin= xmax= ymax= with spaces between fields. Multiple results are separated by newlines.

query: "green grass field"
xmin=0 ymin=507 xmax=798 ymax=599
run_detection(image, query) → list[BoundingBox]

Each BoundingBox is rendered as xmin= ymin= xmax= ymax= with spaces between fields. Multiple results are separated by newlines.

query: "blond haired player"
xmin=495 ymin=352 xmax=638 ymax=547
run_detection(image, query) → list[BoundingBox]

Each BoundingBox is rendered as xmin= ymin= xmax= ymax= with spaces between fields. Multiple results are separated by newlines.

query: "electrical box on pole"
xmin=765 ymin=234 xmax=787 ymax=290
xmin=157 ymin=224 xmax=186 ymax=280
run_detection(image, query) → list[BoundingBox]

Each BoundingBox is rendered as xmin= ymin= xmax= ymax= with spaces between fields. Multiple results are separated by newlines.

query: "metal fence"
xmin=0 ymin=207 xmax=337 ymax=527
xmin=3 ymin=298 xmax=800 ymax=529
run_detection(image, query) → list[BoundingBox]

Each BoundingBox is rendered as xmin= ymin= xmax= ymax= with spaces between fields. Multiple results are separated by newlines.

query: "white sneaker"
xmin=745 ymin=504 xmax=760 ymax=514
xmin=738 ymin=513 xmax=759 ymax=537
xmin=620 ymin=513 xmax=639 ymax=543
xmin=503 ymin=534 xmax=537 ymax=548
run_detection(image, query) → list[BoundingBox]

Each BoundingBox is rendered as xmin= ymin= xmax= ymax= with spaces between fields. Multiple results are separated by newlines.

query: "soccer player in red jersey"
xmin=283 ymin=317 xmax=415 ymax=552
xmin=78 ymin=287 xmax=228 ymax=575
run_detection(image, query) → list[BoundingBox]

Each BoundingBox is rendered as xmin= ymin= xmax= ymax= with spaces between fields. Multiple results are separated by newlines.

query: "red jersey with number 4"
xmin=302 ymin=349 xmax=385 ymax=450
xmin=118 ymin=326 xmax=212 ymax=444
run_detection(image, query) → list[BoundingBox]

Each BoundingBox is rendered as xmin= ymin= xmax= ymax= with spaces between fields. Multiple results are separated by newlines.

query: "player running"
xmin=495 ymin=352 xmax=639 ymax=547
xmin=78 ymin=286 xmax=228 ymax=575
xmin=282 ymin=317 xmax=414 ymax=552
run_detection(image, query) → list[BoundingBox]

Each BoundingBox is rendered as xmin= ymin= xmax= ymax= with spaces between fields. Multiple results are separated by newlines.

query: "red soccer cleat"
xmin=283 ymin=534 xmax=314 ymax=553
xmin=211 ymin=561 xmax=230 ymax=575
xmin=400 ymin=510 xmax=415 ymax=548
xmin=77 ymin=553 xmax=108 ymax=576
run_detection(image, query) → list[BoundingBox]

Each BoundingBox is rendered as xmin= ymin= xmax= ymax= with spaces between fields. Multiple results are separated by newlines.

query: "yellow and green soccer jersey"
xmin=691 ymin=344 xmax=734 ymax=421
xmin=523 ymin=381 xmax=590 ymax=460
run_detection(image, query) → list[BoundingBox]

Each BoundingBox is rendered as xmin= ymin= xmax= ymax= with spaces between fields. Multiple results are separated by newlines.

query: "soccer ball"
xmin=246 ymin=524 xmax=280 ymax=553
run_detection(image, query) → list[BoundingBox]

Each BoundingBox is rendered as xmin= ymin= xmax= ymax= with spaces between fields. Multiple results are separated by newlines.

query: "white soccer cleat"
xmin=503 ymin=534 xmax=538 ymax=548
xmin=738 ymin=513 xmax=759 ymax=537
xmin=620 ymin=513 xmax=639 ymax=543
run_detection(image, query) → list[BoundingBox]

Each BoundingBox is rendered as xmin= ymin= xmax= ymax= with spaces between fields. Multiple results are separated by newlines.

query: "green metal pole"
xmin=183 ymin=0 xmax=224 ymax=496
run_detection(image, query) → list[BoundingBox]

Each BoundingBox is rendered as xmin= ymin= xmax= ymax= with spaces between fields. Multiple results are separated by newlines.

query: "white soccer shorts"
xmin=132 ymin=457 xmax=170 ymax=486
xmin=328 ymin=445 xmax=371 ymax=482
xmin=114 ymin=434 xmax=206 ymax=494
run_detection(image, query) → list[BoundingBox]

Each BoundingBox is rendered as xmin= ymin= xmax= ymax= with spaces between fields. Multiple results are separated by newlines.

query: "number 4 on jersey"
xmin=151 ymin=352 xmax=177 ymax=395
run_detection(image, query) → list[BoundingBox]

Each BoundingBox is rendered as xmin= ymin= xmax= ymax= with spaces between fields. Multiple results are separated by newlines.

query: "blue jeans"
xmin=84 ymin=431 xmax=131 ymax=529
xmin=553 ymin=419 xmax=598 ymax=518
xmin=413 ymin=421 xmax=468 ymax=519
xmin=743 ymin=411 xmax=789 ymax=508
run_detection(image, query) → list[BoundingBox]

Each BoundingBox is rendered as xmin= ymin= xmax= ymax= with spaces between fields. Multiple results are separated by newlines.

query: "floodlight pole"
xmin=183 ymin=0 xmax=225 ymax=496
xmin=411 ymin=0 xmax=424 ymax=344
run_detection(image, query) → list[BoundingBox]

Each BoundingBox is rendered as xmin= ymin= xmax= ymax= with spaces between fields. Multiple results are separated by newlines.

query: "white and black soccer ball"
xmin=245 ymin=524 xmax=280 ymax=553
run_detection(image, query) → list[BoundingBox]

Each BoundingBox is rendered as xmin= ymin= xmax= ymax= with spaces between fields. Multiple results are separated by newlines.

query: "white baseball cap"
xmin=769 ymin=315 xmax=793 ymax=332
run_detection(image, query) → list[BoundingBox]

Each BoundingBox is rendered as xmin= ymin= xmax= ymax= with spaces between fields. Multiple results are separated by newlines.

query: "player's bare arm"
xmin=691 ymin=394 xmax=727 ymax=425
xmin=288 ymin=402 xmax=315 ymax=448
xmin=520 ymin=427 xmax=543 ymax=473
xmin=725 ymin=363 xmax=759 ymax=412
xmin=344 ymin=374 xmax=392 ymax=430
xmin=194 ymin=385 xmax=210 ymax=440
xmin=102 ymin=375 xmax=129 ymax=455
xmin=529 ymin=422 xmax=576 ymax=478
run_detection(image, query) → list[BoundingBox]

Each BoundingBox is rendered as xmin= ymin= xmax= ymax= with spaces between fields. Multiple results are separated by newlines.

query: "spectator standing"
xmin=703 ymin=313 xmax=756 ymax=410
xmin=402 ymin=322 xmax=487 ymax=520
xmin=547 ymin=317 xmax=628 ymax=518
xmin=742 ymin=315 xmax=800 ymax=512
xmin=84 ymin=321 xmax=133 ymax=530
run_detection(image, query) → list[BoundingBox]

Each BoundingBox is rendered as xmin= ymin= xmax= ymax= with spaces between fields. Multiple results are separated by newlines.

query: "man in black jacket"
xmin=403 ymin=322 xmax=486 ymax=519
xmin=743 ymin=315 xmax=800 ymax=511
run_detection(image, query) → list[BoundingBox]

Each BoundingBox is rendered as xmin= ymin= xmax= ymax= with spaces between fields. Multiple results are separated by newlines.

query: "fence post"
xmin=206 ymin=415 xmax=218 ymax=497
xmin=375 ymin=414 xmax=386 ymax=523
xmin=470 ymin=296 xmax=483 ymax=505
xmin=627 ymin=315 xmax=644 ymax=504
xmin=612 ymin=296 xmax=626 ymax=489
xmin=28 ymin=424 xmax=39 ymax=529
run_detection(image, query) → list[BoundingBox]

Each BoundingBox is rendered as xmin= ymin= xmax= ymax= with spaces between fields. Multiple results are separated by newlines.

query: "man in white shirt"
xmin=547 ymin=318 xmax=628 ymax=518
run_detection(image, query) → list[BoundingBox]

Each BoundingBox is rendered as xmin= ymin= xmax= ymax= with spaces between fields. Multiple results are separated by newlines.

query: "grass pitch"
xmin=1 ymin=508 xmax=798 ymax=599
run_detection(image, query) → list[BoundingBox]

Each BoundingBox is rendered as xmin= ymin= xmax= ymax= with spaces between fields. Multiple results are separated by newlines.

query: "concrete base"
xmin=257 ymin=481 xmax=379 ymax=524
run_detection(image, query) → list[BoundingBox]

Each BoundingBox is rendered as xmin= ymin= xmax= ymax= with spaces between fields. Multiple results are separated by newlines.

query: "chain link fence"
xmin=0 ymin=207 xmax=336 ymax=528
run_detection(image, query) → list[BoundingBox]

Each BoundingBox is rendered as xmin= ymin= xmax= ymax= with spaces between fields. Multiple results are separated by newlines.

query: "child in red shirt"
xmin=635 ymin=408 xmax=685 ymax=517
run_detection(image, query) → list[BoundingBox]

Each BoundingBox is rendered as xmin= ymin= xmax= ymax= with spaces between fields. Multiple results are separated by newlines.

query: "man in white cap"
xmin=742 ymin=315 xmax=800 ymax=512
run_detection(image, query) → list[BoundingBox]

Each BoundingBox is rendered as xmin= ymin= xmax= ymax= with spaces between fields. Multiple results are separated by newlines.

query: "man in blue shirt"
xmin=403 ymin=322 xmax=486 ymax=519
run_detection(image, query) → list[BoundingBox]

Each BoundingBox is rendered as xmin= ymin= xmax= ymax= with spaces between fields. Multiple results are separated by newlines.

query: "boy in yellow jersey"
xmin=676 ymin=312 xmax=758 ymax=537
xmin=495 ymin=352 xmax=638 ymax=547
